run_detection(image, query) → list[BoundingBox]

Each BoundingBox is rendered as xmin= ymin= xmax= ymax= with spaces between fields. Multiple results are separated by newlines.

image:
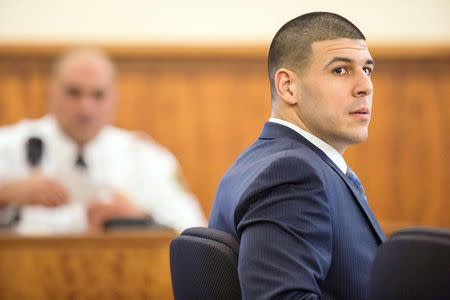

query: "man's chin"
xmin=348 ymin=131 xmax=369 ymax=145
xmin=74 ymin=130 xmax=100 ymax=146
xmin=337 ymin=128 xmax=369 ymax=146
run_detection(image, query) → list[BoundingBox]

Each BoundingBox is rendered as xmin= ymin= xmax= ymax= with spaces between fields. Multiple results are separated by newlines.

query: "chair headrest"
xmin=181 ymin=227 xmax=240 ymax=256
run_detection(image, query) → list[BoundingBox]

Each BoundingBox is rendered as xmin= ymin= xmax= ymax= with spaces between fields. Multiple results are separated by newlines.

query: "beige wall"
xmin=0 ymin=0 xmax=449 ymax=44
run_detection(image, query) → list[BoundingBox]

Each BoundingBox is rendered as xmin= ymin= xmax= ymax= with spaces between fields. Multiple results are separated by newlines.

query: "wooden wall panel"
xmin=0 ymin=45 xmax=449 ymax=235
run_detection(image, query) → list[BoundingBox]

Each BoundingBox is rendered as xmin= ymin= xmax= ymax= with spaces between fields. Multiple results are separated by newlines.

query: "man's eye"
xmin=333 ymin=67 xmax=348 ymax=75
xmin=363 ymin=67 xmax=373 ymax=76
xmin=65 ymin=86 xmax=81 ymax=98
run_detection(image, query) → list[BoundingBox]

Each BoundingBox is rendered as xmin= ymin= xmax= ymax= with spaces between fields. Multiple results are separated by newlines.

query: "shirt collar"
xmin=47 ymin=114 xmax=107 ymax=167
xmin=269 ymin=117 xmax=347 ymax=174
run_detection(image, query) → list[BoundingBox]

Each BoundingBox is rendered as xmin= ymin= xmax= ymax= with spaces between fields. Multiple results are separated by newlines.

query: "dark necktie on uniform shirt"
xmin=75 ymin=151 xmax=87 ymax=169
xmin=346 ymin=167 xmax=367 ymax=201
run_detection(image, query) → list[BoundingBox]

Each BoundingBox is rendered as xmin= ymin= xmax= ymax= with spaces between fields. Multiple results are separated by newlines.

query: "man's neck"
xmin=271 ymin=111 xmax=347 ymax=155
xmin=269 ymin=117 xmax=348 ymax=173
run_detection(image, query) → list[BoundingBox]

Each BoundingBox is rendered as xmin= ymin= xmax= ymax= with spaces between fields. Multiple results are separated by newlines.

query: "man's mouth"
xmin=349 ymin=107 xmax=371 ymax=121
xmin=350 ymin=107 xmax=370 ymax=115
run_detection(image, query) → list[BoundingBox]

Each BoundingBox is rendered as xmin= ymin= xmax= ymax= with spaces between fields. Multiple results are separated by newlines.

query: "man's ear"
xmin=274 ymin=68 xmax=298 ymax=105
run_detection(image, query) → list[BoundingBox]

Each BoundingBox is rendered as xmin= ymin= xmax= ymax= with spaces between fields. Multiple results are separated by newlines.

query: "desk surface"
xmin=0 ymin=230 xmax=176 ymax=300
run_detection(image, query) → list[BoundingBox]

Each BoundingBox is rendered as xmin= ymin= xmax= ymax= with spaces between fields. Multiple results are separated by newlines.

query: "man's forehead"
xmin=54 ymin=51 xmax=115 ymax=83
xmin=62 ymin=58 xmax=110 ymax=76
xmin=311 ymin=38 xmax=372 ymax=63
xmin=57 ymin=63 xmax=114 ymax=89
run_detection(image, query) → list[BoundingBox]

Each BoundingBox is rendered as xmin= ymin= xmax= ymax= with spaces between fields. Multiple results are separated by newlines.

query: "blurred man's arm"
xmin=83 ymin=131 xmax=206 ymax=233
xmin=143 ymin=166 xmax=207 ymax=233
xmin=86 ymin=192 xmax=146 ymax=233
xmin=0 ymin=176 xmax=69 ymax=227
xmin=85 ymin=166 xmax=206 ymax=233
xmin=0 ymin=176 xmax=69 ymax=207
xmin=126 ymin=137 xmax=206 ymax=233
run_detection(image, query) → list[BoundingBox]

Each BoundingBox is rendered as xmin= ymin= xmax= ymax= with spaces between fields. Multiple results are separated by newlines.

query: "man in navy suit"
xmin=209 ymin=12 xmax=386 ymax=300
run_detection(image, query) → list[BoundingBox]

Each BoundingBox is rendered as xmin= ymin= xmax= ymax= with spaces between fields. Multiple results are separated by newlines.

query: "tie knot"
xmin=75 ymin=151 xmax=87 ymax=169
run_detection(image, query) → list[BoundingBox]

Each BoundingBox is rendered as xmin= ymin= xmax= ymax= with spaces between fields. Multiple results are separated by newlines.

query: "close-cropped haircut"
xmin=50 ymin=47 xmax=116 ymax=81
xmin=268 ymin=12 xmax=366 ymax=99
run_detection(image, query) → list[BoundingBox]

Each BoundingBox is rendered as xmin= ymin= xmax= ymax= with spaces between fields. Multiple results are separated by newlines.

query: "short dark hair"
xmin=268 ymin=12 xmax=366 ymax=99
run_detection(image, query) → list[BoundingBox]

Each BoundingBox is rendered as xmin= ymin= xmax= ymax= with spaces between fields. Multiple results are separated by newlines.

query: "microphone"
xmin=11 ymin=136 xmax=44 ymax=225
xmin=26 ymin=137 xmax=44 ymax=168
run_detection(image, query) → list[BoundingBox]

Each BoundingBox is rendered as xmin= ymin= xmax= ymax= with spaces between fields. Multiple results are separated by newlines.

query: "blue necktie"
xmin=346 ymin=167 xmax=367 ymax=202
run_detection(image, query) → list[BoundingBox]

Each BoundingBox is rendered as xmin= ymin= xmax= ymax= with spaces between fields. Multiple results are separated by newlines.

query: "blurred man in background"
xmin=0 ymin=48 xmax=206 ymax=234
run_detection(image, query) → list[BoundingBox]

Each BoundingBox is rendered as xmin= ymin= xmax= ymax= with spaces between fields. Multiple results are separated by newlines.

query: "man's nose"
xmin=79 ymin=96 xmax=96 ymax=112
xmin=352 ymin=70 xmax=373 ymax=98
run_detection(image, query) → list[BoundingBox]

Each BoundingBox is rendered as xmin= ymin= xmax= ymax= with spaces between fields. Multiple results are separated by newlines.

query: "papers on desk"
xmin=16 ymin=168 xmax=114 ymax=235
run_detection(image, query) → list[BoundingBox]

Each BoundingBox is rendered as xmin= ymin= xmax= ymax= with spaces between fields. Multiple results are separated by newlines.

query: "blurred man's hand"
xmin=0 ymin=175 xmax=69 ymax=208
xmin=86 ymin=192 xmax=146 ymax=233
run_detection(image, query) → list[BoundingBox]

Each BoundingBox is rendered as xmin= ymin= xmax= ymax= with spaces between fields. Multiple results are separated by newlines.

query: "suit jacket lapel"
xmin=259 ymin=122 xmax=386 ymax=243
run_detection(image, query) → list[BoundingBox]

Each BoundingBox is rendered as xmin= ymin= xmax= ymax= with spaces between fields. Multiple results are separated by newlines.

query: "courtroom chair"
xmin=170 ymin=227 xmax=241 ymax=300
xmin=368 ymin=227 xmax=450 ymax=300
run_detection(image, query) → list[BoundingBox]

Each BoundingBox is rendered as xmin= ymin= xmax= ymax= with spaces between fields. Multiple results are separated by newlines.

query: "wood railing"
xmin=0 ymin=231 xmax=175 ymax=300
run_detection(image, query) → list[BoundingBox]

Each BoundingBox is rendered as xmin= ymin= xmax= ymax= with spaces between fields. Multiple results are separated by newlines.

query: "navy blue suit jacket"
xmin=209 ymin=122 xmax=386 ymax=300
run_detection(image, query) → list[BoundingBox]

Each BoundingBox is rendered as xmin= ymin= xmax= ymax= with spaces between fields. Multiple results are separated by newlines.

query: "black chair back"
xmin=170 ymin=227 xmax=241 ymax=300
xmin=369 ymin=227 xmax=450 ymax=300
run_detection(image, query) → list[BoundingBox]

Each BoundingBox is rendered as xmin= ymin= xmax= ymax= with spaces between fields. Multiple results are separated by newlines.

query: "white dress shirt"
xmin=0 ymin=115 xmax=206 ymax=234
xmin=269 ymin=117 xmax=348 ymax=174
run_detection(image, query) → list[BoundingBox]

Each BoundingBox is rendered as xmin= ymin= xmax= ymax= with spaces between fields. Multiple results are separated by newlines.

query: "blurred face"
xmin=50 ymin=54 xmax=117 ymax=146
xmin=293 ymin=38 xmax=374 ymax=153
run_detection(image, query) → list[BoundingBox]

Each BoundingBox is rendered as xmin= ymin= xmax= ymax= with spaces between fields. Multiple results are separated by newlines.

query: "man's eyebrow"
xmin=366 ymin=58 xmax=375 ymax=66
xmin=325 ymin=57 xmax=375 ymax=68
